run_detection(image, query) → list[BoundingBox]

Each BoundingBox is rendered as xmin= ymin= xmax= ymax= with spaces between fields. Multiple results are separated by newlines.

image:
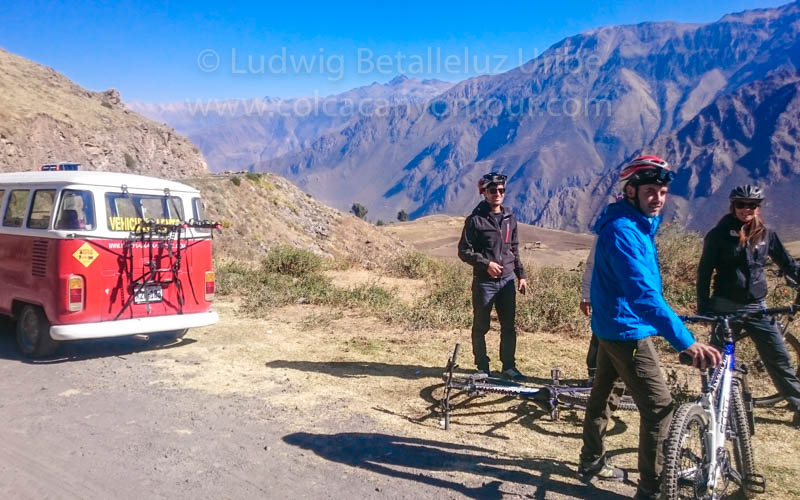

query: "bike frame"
xmin=679 ymin=303 xmax=799 ymax=494
xmin=696 ymin=317 xmax=737 ymax=494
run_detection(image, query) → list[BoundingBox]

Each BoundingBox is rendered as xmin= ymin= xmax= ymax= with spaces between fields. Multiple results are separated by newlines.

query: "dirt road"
xmin=0 ymin=299 xmax=645 ymax=499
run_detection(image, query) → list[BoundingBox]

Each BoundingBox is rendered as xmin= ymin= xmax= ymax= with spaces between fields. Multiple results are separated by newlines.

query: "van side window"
xmin=192 ymin=198 xmax=210 ymax=234
xmin=27 ymin=190 xmax=57 ymax=229
xmin=55 ymin=190 xmax=96 ymax=230
xmin=3 ymin=189 xmax=30 ymax=228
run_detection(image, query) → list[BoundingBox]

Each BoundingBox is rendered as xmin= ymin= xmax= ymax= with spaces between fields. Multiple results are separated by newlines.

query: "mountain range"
xmin=127 ymin=76 xmax=454 ymax=172
xmin=242 ymin=1 xmax=800 ymax=237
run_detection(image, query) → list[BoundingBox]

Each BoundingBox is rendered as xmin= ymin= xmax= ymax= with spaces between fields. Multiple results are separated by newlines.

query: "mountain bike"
xmin=739 ymin=272 xmax=800 ymax=407
xmin=439 ymin=343 xmax=636 ymax=429
xmin=662 ymin=303 xmax=799 ymax=499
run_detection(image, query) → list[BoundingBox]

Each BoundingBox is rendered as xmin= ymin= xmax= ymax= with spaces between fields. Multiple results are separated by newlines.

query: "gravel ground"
xmin=0 ymin=331 xmax=482 ymax=499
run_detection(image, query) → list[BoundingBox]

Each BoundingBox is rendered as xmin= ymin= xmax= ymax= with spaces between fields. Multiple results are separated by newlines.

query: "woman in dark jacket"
xmin=697 ymin=185 xmax=800 ymax=424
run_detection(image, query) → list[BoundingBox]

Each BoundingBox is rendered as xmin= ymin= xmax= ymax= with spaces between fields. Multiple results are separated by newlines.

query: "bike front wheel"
xmin=730 ymin=379 xmax=757 ymax=498
xmin=662 ymin=403 xmax=709 ymax=499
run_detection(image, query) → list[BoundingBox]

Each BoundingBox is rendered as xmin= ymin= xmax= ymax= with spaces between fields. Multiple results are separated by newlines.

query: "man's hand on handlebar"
xmin=681 ymin=342 xmax=723 ymax=370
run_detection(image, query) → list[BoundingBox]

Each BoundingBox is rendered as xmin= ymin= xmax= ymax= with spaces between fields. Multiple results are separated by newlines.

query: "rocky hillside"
xmin=538 ymin=71 xmax=800 ymax=238
xmin=186 ymin=173 xmax=406 ymax=266
xmin=0 ymin=48 xmax=207 ymax=177
xmin=128 ymin=76 xmax=454 ymax=172
xmin=252 ymin=2 xmax=800 ymax=232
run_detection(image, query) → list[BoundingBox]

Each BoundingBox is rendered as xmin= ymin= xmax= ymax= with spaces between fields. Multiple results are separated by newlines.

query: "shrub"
xmin=124 ymin=153 xmax=136 ymax=169
xmin=260 ymin=246 xmax=324 ymax=277
xmin=230 ymin=176 xmax=241 ymax=186
xmin=351 ymin=203 xmax=368 ymax=219
xmin=388 ymin=251 xmax=441 ymax=279
xmin=397 ymin=210 xmax=409 ymax=222
xmin=245 ymin=172 xmax=262 ymax=183
xmin=516 ymin=266 xmax=588 ymax=334
xmin=656 ymin=224 xmax=703 ymax=309
xmin=399 ymin=262 xmax=472 ymax=329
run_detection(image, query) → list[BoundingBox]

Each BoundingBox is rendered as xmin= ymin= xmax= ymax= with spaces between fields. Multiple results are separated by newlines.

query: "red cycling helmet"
xmin=619 ymin=155 xmax=675 ymax=188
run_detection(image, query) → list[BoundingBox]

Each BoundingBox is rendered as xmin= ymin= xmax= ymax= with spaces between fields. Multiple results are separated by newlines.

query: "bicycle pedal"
xmin=745 ymin=473 xmax=766 ymax=494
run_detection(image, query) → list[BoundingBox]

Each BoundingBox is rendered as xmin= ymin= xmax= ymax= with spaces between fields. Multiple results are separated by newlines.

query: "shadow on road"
xmin=0 ymin=326 xmax=195 ymax=363
xmin=283 ymin=431 xmax=630 ymax=499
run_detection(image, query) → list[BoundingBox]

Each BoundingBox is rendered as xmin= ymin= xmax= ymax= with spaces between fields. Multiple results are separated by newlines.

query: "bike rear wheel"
xmin=662 ymin=403 xmax=709 ymax=499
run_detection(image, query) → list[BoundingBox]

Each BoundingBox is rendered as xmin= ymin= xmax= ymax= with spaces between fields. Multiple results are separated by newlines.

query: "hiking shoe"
xmin=578 ymin=460 xmax=625 ymax=483
xmin=501 ymin=367 xmax=528 ymax=382
xmin=475 ymin=367 xmax=494 ymax=378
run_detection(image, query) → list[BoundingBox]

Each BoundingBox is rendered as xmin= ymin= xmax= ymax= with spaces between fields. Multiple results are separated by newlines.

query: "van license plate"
xmin=134 ymin=285 xmax=163 ymax=304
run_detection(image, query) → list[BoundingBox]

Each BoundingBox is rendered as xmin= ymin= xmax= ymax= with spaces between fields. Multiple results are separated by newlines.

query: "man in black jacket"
xmin=458 ymin=173 xmax=528 ymax=380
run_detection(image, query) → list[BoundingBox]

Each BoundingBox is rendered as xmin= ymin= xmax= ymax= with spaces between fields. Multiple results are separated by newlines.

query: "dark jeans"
xmin=713 ymin=296 xmax=800 ymax=412
xmin=581 ymin=337 xmax=674 ymax=492
xmin=471 ymin=274 xmax=517 ymax=371
xmin=586 ymin=334 xmax=599 ymax=376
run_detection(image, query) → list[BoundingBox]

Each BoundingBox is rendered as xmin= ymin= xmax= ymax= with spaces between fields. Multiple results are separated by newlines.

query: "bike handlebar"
xmin=678 ymin=351 xmax=693 ymax=366
xmin=680 ymin=304 xmax=799 ymax=324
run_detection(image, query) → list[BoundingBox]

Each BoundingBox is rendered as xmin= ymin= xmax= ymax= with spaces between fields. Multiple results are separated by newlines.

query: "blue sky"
xmin=0 ymin=0 xmax=788 ymax=102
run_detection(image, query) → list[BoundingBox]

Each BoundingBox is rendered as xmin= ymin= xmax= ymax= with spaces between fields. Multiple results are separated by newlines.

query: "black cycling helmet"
xmin=729 ymin=184 xmax=764 ymax=202
xmin=477 ymin=172 xmax=507 ymax=194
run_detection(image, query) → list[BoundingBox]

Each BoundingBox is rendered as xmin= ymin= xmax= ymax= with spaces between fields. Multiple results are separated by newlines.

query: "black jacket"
xmin=697 ymin=214 xmax=800 ymax=312
xmin=458 ymin=201 xmax=526 ymax=281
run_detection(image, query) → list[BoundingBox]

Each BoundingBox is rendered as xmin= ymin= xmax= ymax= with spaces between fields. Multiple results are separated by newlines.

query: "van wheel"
xmin=16 ymin=305 xmax=58 ymax=358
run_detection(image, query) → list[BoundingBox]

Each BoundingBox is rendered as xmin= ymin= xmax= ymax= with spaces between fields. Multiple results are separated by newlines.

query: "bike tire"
xmin=662 ymin=402 xmax=709 ymax=500
xmin=730 ymin=380 xmax=757 ymax=498
xmin=751 ymin=331 xmax=800 ymax=407
xmin=555 ymin=389 xmax=638 ymax=412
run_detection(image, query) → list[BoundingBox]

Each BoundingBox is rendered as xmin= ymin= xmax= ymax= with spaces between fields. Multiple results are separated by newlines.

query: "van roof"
xmin=0 ymin=171 xmax=200 ymax=194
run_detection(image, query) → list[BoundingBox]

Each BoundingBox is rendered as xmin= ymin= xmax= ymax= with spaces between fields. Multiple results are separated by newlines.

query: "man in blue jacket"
xmin=578 ymin=156 xmax=721 ymax=500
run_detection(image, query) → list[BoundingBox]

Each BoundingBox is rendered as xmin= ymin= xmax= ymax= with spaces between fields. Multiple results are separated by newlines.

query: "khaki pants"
xmin=580 ymin=337 xmax=674 ymax=492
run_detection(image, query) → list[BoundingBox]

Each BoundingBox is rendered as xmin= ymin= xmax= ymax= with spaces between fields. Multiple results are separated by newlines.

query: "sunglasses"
xmin=733 ymin=201 xmax=760 ymax=210
xmin=487 ymin=187 xmax=506 ymax=195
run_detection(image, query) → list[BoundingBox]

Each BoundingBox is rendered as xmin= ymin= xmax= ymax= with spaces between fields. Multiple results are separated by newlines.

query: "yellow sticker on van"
xmin=73 ymin=242 xmax=99 ymax=268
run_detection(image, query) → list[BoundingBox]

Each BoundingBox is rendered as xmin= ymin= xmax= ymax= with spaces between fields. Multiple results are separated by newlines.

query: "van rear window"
xmin=105 ymin=193 xmax=185 ymax=231
xmin=55 ymin=190 xmax=96 ymax=230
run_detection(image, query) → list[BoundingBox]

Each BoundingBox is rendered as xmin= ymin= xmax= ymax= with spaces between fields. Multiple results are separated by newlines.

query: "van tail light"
xmin=68 ymin=275 xmax=84 ymax=312
xmin=204 ymin=271 xmax=216 ymax=301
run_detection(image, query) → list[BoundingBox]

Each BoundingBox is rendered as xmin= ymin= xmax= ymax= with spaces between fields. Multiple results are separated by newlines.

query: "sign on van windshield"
xmin=105 ymin=193 xmax=184 ymax=231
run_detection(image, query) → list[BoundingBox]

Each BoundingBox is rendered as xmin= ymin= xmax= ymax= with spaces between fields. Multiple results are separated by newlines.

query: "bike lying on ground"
xmin=439 ymin=343 xmax=636 ymax=429
xmin=662 ymin=303 xmax=800 ymax=500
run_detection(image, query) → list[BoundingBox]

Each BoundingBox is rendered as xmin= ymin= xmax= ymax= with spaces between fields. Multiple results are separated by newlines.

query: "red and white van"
xmin=0 ymin=171 xmax=219 ymax=357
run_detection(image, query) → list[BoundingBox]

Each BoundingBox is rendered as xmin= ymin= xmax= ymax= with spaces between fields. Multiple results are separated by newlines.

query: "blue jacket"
xmin=590 ymin=199 xmax=695 ymax=351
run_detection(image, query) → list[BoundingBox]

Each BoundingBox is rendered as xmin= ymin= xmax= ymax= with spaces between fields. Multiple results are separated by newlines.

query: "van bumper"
xmin=49 ymin=311 xmax=219 ymax=341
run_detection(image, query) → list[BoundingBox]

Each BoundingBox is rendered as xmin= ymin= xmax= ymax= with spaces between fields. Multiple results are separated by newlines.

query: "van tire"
xmin=16 ymin=305 xmax=59 ymax=358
